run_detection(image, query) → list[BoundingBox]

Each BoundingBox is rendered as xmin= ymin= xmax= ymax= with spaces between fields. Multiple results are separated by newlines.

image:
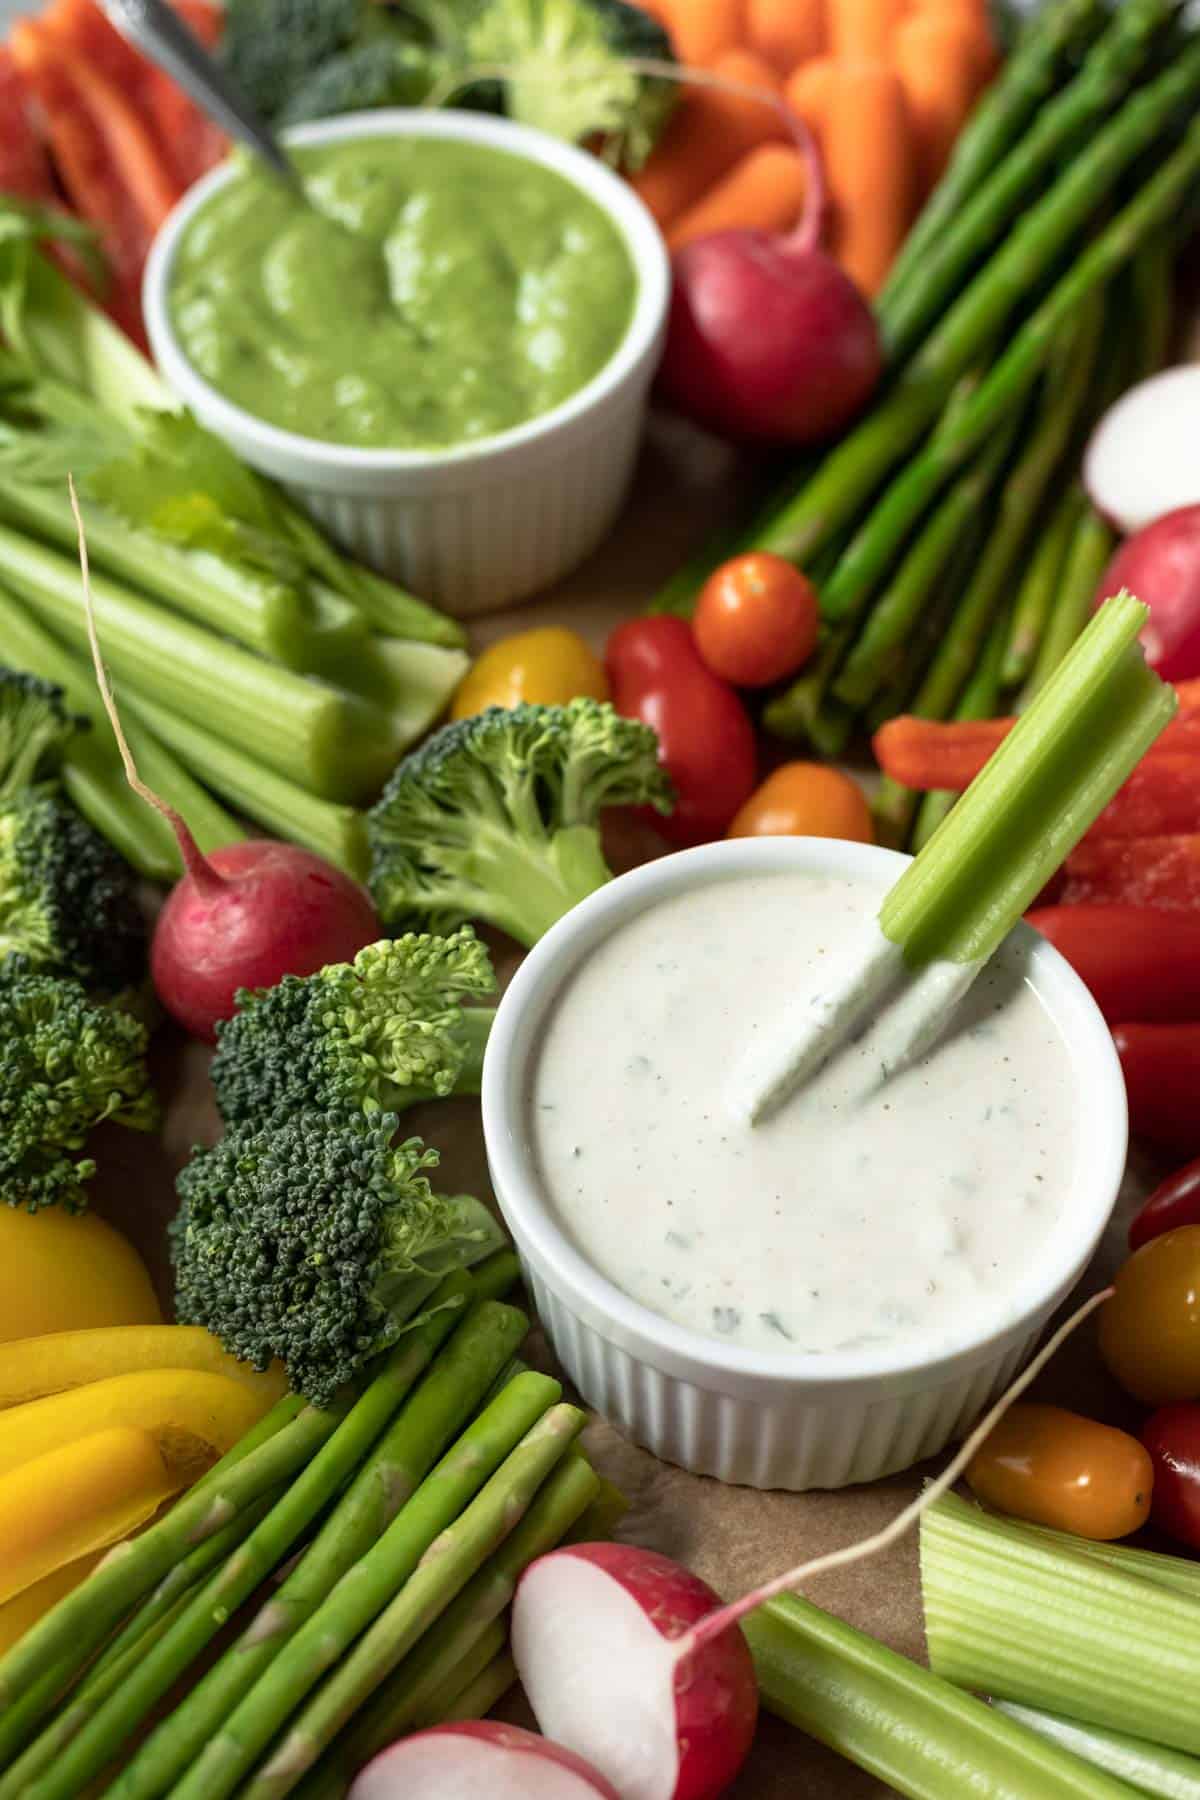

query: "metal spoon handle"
xmin=99 ymin=0 xmax=303 ymax=189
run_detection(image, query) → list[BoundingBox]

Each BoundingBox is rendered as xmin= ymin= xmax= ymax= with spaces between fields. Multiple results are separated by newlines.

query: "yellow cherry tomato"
xmin=965 ymin=1402 xmax=1153 ymax=1540
xmin=727 ymin=763 xmax=874 ymax=843
xmin=1100 ymin=1226 xmax=1200 ymax=1405
xmin=0 ymin=1207 xmax=160 ymax=1342
xmin=451 ymin=627 xmax=609 ymax=719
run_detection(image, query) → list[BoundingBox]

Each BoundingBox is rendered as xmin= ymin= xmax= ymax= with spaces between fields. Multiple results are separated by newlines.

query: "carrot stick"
xmin=820 ymin=60 xmax=917 ymax=295
xmin=667 ymin=142 xmax=808 ymax=248
xmin=745 ymin=0 xmax=825 ymax=75
xmin=826 ymin=0 xmax=904 ymax=61
xmin=893 ymin=12 xmax=982 ymax=192
xmin=909 ymin=0 xmax=999 ymax=81
xmin=630 ymin=48 xmax=785 ymax=227
xmin=664 ymin=0 xmax=744 ymax=66
xmin=874 ymin=708 xmax=1200 ymax=793
xmin=784 ymin=54 xmax=838 ymax=156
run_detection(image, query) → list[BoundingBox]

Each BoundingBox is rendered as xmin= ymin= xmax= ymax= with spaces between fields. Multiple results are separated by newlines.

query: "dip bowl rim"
xmin=141 ymin=107 xmax=670 ymax=478
xmin=481 ymin=835 xmax=1129 ymax=1396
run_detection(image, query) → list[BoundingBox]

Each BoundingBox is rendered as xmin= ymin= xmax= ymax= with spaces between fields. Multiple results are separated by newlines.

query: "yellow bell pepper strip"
xmin=0 ymin=1206 xmax=160 ymax=1342
xmin=451 ymin=627 xmax=609 ymax=719
xmin=0 ymin=1370 xmax=271 ymax=1483
xmin=0 ymin=1553 xmax=101 ymax=1656
xmin=0 ymin=1427 xmax=178 ymax=1606
xmin=0 ymin=1328 xmax=288 ymax=1411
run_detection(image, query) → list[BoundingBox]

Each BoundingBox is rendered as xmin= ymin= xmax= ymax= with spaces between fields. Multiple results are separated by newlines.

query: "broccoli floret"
xmin=210 ymin=928 xmax=496 ymax=1129
xmin=218 ymin=0 xmax=383 ymax=119
xmin=170 ymin=1112 xmax=503 ymax=1405
xmin=0 ymin=667 xmax=145 ymax=993
xmin=0 ymin=968 xmax=159 ymax=1213
xmin=367 ymin=698 xmax=672 ymax=947
xmin=279 ymin=39 xmax=440 ymax=125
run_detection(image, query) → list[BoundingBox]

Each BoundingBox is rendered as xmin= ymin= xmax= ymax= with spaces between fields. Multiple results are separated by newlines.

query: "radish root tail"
xmin=675 ymin=1284 xmax=1116 ymax=1664
xmin=68 ymin=473 xmax=219 ymax=888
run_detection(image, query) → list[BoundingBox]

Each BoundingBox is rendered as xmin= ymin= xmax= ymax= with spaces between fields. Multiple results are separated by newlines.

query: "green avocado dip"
xmin=168 ymin=135 xmax=638 ymax=451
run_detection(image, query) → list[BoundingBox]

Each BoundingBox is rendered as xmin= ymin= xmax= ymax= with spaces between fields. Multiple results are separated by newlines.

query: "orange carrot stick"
xmin=872 ymin=715 xmax=1011 ymax=790
xmin=667 ymin=142 xmax=808 ymax=248
xmin=893 ymin=12 xmax=982 ymax=192
xmin=784 ymin=53 xmax=838 ymax=149
xmin=908 ymin=0 xmax=999 ymax=79
xmin=631 ymin=48 xmax=785 ymax=227
xmin=665 ymin=0 xmax=744 ymax=65
xmin=820 ymin=61 xmax=916 ymax=295
xmin=745 ymin=0 xmax=825 ymax=74
xmin=826 ymin=0 xmax=905 ymax=61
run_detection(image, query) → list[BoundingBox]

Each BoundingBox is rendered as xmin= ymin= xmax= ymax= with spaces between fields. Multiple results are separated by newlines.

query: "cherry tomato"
xmin=1130 ymin=1159 xmax=1200 ymax=1252
xmin=965 ymin=1403 xmax=1152 ymax=1541
xmin=452 ymin=627 xmax=608 ymax=720
xmin=1113 ymin=1023 xmax=1200 ymax=1158
xmin=1100 ymin=1227 xmax=1200 ymax=1405
xmin=727 ymin=762 xmax=873 ymax=844
xmin=693 ymin=553 xmax=820 ymax=688
xmin=606 ymin=616 xmax=757 ymax=846
xmin=1142 ymin=1403 xmax=1200 ymax=1550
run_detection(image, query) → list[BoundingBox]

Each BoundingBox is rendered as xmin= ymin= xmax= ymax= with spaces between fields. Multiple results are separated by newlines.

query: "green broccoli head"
xmin=278 ymin=39 xmax=439 ymax=125
xmin=170 ymin=1112 xmax=501 ymax=1406
xmin=0 ymin=668 xmax=84 ymax=803
xmin=210 ymin=928 xmax=497 ymax=1129
xmin=0 ymin=968 xmax=159 ymax=1213
xmin=367 ymin=698 xmax=672 ymax=947
xmin=0 ymin=791 xmax=146 ymax=993
xmin=217 ymin=0 xmax=375 ymax=119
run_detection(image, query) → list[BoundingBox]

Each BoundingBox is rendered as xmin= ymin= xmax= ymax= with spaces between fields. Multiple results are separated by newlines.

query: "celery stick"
xmin=995 ymin=1702 xmax=1200 ymax=1798
xmin=1014 ymin=1522 xmax=1200 ymax=1603
xmin=0 ymin=583 xmax=243 ymax=878
xmin=743 ymin=1594 xmax=1138 ymax=1798
xmin=921 ymin=1493 xmax=1200 ymax=1756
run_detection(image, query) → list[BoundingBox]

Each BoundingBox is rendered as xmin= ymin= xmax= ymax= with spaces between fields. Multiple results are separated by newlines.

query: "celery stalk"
xmin=742 ymin=1594 xmax=1138 ymax=1798
xmin=0 ymin=583 xmax=243 ymax=879
xmin=1013 ymin=1522 xmax=1200 ymax=1603
xmin=995 ymin=1702 xmax=1200 ymax=1798
xmin=921 ymin=1494 xmax=1200 ymax=1755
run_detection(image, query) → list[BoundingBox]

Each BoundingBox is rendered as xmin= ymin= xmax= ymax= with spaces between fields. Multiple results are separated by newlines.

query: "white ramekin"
xmin=142 ymin=111 xmax=670 ymax=617
xmin=482 ymin=837 xmax=1128 ymax=1491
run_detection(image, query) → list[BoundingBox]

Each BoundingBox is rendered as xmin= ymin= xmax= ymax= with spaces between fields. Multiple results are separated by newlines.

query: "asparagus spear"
xmin=166 ymin=1375 xmax=568 ymax=1800
xmin=1001 ymin=484 xmax=1088 ymax=687
xmin=879 ymin=0 xmax=1180 ymax=363
xmin=910 ymin=599 xmax=1017 ymax=851
xmin=1021 ymin=505 xmax=1116 ymax=702
xmin=816 ymin=113 xmax=1200 ymax=624
xmin=413 ymin=1622 xmax=513 ymax=1728
xmin=438 ymin=1648 xmax=518 ymax=1724
xmin=103 ymin=1298 xmax=529 ymax=1800
xmin=240 ymin=1403 xmax=588 ymax=1800
xmin=758 ymin=44 xmax=1200 ymax=572
xmin=881 ymin=0 xmax=1106 ymax=298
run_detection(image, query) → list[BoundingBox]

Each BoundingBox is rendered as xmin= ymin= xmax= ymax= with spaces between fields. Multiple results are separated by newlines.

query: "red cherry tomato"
xmin=1143 ymin=1403 xmax=1200 ymax=1550
xmin=605 ymin=616 xmax=757 ymax=846
xmin=1131 ymin=1159 xmax=1200 ymax=1252
xmin=693 ymin=553 xmax=820 ymax=688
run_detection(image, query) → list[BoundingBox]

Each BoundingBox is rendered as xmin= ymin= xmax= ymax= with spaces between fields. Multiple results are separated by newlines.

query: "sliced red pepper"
xmin=0 ymin=47 xmax=57 ymax=202
xmin=1130 ymin=1160 xmax=1200 ymax=1251
xmin=1027 ymin=904 xmax=1200 ymax=1024
xmin=1113 ymin=1022 xmax=1200 ymax=1157
xmin=1089 ymin=756 xmax=1200 ymax=840
xmin=1062 ymin=834 xmax=1200 ymax=911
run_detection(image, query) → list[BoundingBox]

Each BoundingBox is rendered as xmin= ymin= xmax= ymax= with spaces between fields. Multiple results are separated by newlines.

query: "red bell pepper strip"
xmin=0 ymin=47 xmax=57 ymax=202
xmin=1130 ymin=1159 xmax=1200 ymax=1251
xmin=1062 ymin=833 xmax=1200 ymax=911
xmin=1113 ymin=1021 xmax=1200 ymax=1156
xmin=1028 ymin=904 xmax=1200 ymax=1025
xmin=1087 ymin=756 xmax=1200 ymax=840
xmin=606 ymin=616 xmax=757 ymax=846
xmin=1143 ymin=1404 xmax=1200 ymax=1551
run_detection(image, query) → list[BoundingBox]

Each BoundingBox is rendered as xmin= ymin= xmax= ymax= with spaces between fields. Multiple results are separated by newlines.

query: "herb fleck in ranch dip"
xmin=528 ymin=871 xmax=1080 ymax=1358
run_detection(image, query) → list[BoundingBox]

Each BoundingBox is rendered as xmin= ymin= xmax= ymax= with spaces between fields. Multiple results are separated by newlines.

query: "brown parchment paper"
xmin=92 ymin=418 xmax=1166 ymax=1799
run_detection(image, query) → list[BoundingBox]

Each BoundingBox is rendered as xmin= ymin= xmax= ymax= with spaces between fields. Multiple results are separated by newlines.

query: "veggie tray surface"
xmin=88 ymin=419 xmax=1167 ymax=1800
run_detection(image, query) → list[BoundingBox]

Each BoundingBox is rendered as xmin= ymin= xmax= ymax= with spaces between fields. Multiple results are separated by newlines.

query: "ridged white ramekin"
xmin=142 ymin=111 xmax=669 ymax=617
xmin=482 ymin=837 xmax=1128 ymax=1491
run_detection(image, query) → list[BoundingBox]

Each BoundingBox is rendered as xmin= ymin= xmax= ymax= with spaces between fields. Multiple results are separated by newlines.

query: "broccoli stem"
xmin=471 ymin=820 xmax=616 ymax=948
xmin=102 ymin=1296 xmax=530 ymax=1800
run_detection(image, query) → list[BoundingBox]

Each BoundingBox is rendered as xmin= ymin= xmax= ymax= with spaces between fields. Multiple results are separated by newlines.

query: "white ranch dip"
xmin=528 ymin=871 xmax=1080 ymax=1359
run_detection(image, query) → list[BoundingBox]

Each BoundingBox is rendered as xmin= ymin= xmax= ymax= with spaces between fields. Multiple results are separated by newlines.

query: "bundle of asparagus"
xmin=653 ymin=0 xmax=1197 ymax=845
xmin=0 ymin=1259 xmax=621 ymax=1800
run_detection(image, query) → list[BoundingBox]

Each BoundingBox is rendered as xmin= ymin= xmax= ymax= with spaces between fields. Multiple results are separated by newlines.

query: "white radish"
xmin=1084 ymin=366 xmax=1200 ymax=534
xmin=513 ymin=1289 xmax=1114 ymax=1800
xmin=347 ymin=1721 xmax=620 ymax=1799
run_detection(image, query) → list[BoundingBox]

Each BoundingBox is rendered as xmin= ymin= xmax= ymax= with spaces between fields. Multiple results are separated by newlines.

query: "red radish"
xmin=1094 ymin=506 xmax=1200 ymax=682
xmin=72 ymin=482 xmax=380 ymax=1040
xmin=512 ymin=1292 xmax=1117 ymax=1800
xmin=513 ymin=1543 xmax=758 ymax=1800
xmin=348 ymin=1722 xmax=621 ymax=1799
xmin=650 ymin=69 xmax=881 ymax=444
xmin=1084 ymin=367 xmax=1200 ymax=535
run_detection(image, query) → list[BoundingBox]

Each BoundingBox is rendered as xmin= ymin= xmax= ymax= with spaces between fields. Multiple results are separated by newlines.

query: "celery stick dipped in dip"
xmin=168 ymin=135 xmax=637 ymax=450
xmin=528 ymin=870 xmax=1079 ymax=1359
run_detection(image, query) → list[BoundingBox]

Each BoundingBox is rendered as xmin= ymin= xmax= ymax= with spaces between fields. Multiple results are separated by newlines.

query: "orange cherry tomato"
xmin=727 ymin=762 xmax=874 ymax=843
xmin=693 ymin=553 xmax=820 ymax=688
xmin=1100 ymin=1226 xmax=1200 ymax=1405
xmin=965 ymin=1402 xmax=1153 ymax=1541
